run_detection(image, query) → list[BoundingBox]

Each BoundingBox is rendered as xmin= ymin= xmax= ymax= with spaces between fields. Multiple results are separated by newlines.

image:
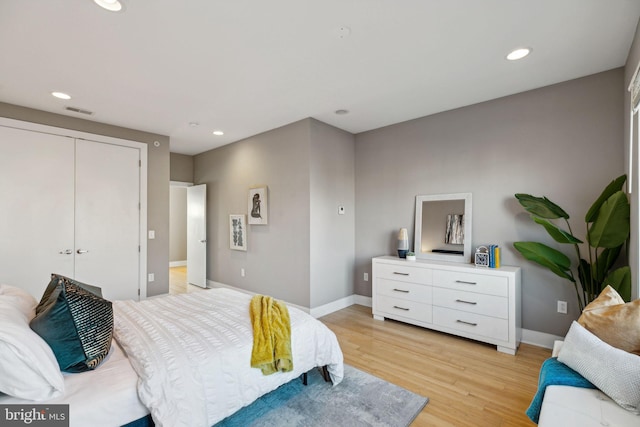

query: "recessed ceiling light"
xmin=335 ymin=109 xmax=349 ymax=115
xmin=94 ymin=0 xmax=123 ymax=12
xmin=506 ymin=48 xmax=531 ymax=61
xmin=213 ymin=130 xmax=224 ymax=136
xmin=189 ymin=122 xmax=199 ymax=127
xmin=51 ymin=91 xmax=71 ymax=100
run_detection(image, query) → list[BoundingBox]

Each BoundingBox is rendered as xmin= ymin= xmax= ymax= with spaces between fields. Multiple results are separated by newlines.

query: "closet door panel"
xmin=74 ymin=139 xmax=141 ymax=301
xmin=0 ymin=126 xmax=75 ymax=298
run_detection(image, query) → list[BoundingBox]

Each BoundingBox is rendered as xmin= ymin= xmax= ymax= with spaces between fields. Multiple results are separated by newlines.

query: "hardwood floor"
xmin=320 ymin=305 xmax=550 ymax=427
xmin=169 ymin=266 xmax=204 ymax=294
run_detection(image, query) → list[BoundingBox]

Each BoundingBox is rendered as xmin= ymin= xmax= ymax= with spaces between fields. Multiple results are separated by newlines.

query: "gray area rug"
xmin=214 ymin=364 xmax=429 ymax=427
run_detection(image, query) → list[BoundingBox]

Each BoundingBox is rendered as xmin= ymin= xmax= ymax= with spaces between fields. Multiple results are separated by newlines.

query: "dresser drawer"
xmin=375 ymin=262 xmax=432 ymax=285
xmin=433 ymin=270 xmax=508 ymax=297
xmin=375 ymin=295 xmax=432 ymax=324
xmin=377 ymin=278 xmax=432 ymax=304
xmin=432 ymin=306 xmax=508 ymax=341
xmin=433 ymin=287 xmax=508 ymax=319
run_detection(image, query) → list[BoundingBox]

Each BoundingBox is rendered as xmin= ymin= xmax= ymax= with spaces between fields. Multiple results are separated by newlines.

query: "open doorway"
xmin=169 ymin=182 xmax=207 ymax=294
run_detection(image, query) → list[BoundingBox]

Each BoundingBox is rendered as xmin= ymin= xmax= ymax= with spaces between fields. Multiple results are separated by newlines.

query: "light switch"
xmin=148 ymin=230 xmax=155 ymax=239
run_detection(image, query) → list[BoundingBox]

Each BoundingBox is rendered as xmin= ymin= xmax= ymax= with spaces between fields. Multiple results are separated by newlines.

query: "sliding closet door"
xmin=0 ymin=126 xmax=75 ymax=299
xmin=74 ymin=139 xmax=141 ymax=301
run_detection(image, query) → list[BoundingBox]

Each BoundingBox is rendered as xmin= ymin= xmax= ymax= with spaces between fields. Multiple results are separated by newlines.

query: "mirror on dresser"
xmin=414 ymin=192 xmax=472 ymax=263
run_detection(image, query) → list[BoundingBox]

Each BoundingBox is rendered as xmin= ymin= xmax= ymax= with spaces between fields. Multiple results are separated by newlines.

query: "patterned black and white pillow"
xmin=30 ymin=274 xmax=113 ymax=372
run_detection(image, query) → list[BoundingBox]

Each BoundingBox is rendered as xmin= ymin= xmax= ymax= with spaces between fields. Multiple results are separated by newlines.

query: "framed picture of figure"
xmin=248 ymin=186 xmax=268 ymax=225
xmin=229 ymin=214 xmax=247 ymax=251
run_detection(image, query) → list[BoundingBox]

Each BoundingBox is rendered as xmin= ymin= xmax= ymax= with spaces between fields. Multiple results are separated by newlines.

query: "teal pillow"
xmin=30 ymin=274 xmax=113 ymax=373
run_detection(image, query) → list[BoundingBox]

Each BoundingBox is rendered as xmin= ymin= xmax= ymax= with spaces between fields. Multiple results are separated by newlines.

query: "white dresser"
xmin=372 ymin=256 xmax=521 ymax=354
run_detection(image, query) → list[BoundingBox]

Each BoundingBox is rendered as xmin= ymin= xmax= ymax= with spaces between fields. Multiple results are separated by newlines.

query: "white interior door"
xmin=0 ymin=126 xmax=75 ymax=299
xmin=187 ymin=184 xmax=207 ymax=288
xmin=74 ymin=139 xmax=141 ymax=301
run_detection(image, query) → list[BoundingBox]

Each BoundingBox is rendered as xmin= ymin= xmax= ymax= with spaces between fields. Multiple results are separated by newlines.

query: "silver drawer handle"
xmin=456 ymin=319 xmax=478 ymax=326
xmin=393 ymin=289 xmax=410 ymax=293
xmin=77 ymin=249 xmax=89 ymax=254
xmin=393 ymin=272 xmax=410 ymax=276
xmin=393 ymin=306 xmax=410 ymax=311
xmin=455 ymin=280 xmax=477 ymax=285
xmin=455 ymin=299 xmax=477 ymax=305
xmin=59 ymin=249 xmax=73 ymax=255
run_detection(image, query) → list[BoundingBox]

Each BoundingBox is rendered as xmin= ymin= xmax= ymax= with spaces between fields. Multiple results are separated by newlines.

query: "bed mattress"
xmin=0 ymin=340 xmax=149 ymax=427
xmin=114 ymin=288 xmax=344 ymax=427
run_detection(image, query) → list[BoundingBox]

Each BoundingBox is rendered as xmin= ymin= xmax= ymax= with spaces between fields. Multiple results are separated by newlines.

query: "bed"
xmin=0 ymin=281 xmax=344 ymax=427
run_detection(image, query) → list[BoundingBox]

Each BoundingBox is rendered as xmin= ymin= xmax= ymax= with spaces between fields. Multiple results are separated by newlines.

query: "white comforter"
xmin=113 ymin=288 xmax=344 ymax=427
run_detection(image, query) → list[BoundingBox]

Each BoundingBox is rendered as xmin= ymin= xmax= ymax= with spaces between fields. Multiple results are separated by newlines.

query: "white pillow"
xmin=0 ymin=299 xmax=64 ymax=400
xmin=558 ymin=321 xmax=640 ymax=414
xmin=0 ymin=284 xmax=38 ymax=320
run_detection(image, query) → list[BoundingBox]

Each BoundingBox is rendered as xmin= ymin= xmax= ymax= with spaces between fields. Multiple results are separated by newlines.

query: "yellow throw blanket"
xmin=250 ymin=295 xmax=293 ymax=375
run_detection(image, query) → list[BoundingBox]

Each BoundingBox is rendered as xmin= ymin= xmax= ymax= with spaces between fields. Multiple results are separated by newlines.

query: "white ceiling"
xmin=1 ymin=1 xmax=640 ymax=155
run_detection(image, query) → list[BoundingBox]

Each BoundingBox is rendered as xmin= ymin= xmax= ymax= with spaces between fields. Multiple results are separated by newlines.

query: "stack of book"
xmin=487 ymin=244 xmax=501 ymax=268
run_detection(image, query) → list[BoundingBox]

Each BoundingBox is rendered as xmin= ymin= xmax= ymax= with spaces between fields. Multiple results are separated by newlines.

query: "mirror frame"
xmin=414 ymin=192 xmax=472 ymax=263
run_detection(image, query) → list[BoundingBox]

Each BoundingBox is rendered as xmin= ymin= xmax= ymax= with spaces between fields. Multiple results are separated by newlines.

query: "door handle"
xmin=76 ymin=249 xmax=89 ymax=254
xmin=59 ymin=249 xmax=73 ymax=255
xmin=199 ymin=239 xmax=207 ymax=243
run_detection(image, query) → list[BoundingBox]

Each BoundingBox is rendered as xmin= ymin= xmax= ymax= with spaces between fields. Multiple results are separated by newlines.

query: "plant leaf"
xmin=532 ymin=216 xmax=582 ymax=244
xmin=593 ymin=246 xmax=622 ymax=284
xmin=513 ymin=241 xmax=574 ymax=281
xmin=578 ymin=259 xmax=592 ymax=293
xmin=585 ymin=175 xmax=627 ymax=223
xmin=602 ymin=266 xmax=632 ymax=302
xmin=515 ymin=194 xmax=569 ymax=219
xmin=587 ymin=191 xmax=630 ymax=248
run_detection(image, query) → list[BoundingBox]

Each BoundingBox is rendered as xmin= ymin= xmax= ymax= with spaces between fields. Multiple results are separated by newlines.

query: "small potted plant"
xmin=406 ymin=251 xmax=416 ymax=261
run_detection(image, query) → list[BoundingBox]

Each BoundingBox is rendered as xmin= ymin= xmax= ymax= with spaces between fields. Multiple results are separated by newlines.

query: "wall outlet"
xmin=241 ymin=268 xmax=245 ymax=277
xmin=338 ymin=206 xmax=345 ymax=215
xmin=557 ymin=300 xmax=567 ymax=314
xmin=364 ymin=272 xmax=368 ymax=281
xmin=148 ymin=273 xmax=155 ymax=282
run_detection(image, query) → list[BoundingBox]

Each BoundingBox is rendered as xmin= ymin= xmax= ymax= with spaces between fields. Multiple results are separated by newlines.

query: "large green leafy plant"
xmin=514 ymin=175 xmax=631 ymax=311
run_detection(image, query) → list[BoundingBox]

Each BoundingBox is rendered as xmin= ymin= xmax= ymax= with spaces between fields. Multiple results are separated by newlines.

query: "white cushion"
xmin=558 ymin=321 xmax=640 ymax=414
xmin=0 ymin=283 xmax=38 ymax=320
xmin=0 ymin=299 xmax=64 ymax=400
xmin=539 ymin=386 xmax=640 ymax=427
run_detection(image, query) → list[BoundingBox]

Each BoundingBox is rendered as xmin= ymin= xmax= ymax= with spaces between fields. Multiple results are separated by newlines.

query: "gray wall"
xmin=170 ymin=186 xmax=188 ymax=263
xmin=624 ymin=18 xmax=640 ymax=301
xmin=170 ymin=152 xmax=194 ymax=183
xmin=309 ymin=119 xmax=355 ymax=307
xmin=194 ymin=118 xmax=356 ymax=309
xmin=354 ymin=69 xmax=625 ymax=337
xmin=0 ymin=102 xmax=171 ymax=296
xmin=195 ymin=119 xmax=312 ymax=306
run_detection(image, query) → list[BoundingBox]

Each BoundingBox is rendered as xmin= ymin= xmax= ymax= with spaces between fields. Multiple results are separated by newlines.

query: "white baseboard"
xmin=521 ymin=329 xmax=564 ymax=350
xmin=353 ymin=295 xmax=372 ymax=307
xmin=206 ymin=280 xmax=367 ymax=318
xmin=169 ymin=260 xmax=187 ymax=267
xmin=309 ymin=295 xmax=355 ymax=318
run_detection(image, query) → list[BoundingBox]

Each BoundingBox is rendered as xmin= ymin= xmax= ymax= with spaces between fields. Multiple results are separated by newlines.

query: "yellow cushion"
xmin=577 ymin=285 xmax=640 ymax=355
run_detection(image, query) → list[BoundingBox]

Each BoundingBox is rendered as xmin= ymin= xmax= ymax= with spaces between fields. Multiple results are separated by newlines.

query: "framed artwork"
xmin=229 ymin=214 xmax=247 ymax=251
xmin=248 ymin=186 xmax=268 ymax=225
